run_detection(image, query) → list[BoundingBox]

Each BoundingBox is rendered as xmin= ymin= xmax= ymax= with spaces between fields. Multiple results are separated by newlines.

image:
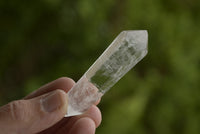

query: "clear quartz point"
xmin=65 ymin=30 xmax=148 ymax=117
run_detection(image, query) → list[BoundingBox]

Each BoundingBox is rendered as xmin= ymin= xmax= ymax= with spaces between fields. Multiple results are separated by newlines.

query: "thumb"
xmin=0 ymin=89 xmax=68 ymax=134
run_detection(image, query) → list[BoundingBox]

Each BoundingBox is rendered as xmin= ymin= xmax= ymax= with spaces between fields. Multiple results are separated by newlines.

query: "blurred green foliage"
xmin=0 ymin=0 xmax=200 ymax=133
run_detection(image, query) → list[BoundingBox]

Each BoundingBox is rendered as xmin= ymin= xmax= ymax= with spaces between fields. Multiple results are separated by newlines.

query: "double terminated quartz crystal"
xmin=66 ymin=30 xmax=148 ymax=117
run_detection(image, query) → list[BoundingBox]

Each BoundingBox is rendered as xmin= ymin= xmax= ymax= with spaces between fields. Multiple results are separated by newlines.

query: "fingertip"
xmin=57 ymin=77 xmax=75 ymax=85
xmin=82 ymin=105 xmax=102 ymax=128
xmin=24 ymin=77 xmax=75 ymax=99
xmin=69 ymin=117 xmax=96 ymax=134
xmin=34 ymin=90 xmax=68 ymax=131
xmin=55 ymin=77 xmax=76 ymax=92
xmin=40 ymin=89 xmax=68 ymax=116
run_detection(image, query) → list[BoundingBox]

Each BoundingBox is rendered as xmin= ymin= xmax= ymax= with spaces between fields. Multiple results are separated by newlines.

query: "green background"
xmin=0 ymin=0 xmax=200 ymax=133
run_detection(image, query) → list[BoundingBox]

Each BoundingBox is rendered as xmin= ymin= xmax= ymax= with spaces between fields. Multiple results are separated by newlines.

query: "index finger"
xmin=24 ymin=77 xmax=75 ymax=99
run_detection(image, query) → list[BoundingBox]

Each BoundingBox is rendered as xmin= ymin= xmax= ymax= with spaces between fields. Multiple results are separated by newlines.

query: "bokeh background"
xmin=0 ymin=0 xmax=200 ymax=133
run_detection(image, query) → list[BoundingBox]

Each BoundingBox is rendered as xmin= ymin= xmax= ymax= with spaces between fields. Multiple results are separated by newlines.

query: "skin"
xmin=0 ymin=77 xmax=102 ymax=134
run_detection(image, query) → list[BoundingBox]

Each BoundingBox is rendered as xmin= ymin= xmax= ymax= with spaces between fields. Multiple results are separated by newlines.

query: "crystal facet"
xmin=66 ymin=30 xmax=148 ymax=117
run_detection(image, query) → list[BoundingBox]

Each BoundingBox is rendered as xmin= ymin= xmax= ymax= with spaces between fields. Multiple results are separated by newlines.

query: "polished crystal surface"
xmin=66 ymin=30 xmax=148 ymax=117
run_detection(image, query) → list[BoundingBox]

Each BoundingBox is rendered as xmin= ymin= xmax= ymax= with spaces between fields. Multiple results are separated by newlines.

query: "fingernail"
xmin=41 ymin=91 xmax=63 ymax=113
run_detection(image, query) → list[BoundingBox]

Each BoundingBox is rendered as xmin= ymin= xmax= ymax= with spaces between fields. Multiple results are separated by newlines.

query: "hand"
xmin=0 ymin=77 xmax=102 ymax=134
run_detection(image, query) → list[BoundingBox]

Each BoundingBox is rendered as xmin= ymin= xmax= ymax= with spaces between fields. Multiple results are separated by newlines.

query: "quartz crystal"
xmin=66 ymin=30 xmax=148 ymax=117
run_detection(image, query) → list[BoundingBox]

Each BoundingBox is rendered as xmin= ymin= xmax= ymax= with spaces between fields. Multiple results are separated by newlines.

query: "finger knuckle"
xmin=8 ymin=100 xmax=29 ymax=122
